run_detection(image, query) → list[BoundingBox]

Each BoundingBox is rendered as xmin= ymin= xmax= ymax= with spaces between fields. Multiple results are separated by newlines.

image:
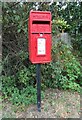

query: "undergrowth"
xmin=1 ymin=42 xmax=82 ymax=105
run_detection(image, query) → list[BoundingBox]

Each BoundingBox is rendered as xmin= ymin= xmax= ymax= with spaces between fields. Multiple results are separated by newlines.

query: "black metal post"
xmin=36 ymin=63 xmax=41 ymax=112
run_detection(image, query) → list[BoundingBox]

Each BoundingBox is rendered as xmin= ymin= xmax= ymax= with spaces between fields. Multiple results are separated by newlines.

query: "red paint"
xmin=28 ymin=11 xmax=52 ymax=64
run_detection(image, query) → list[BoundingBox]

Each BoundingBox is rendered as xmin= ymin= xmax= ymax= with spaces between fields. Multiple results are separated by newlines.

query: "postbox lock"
xmin=40 ymin=34 xmax=43 ymax=37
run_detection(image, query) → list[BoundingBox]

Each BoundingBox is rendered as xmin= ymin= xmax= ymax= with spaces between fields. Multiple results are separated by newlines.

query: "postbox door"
xmin=30 ymin=33 xmax=51 ymax=63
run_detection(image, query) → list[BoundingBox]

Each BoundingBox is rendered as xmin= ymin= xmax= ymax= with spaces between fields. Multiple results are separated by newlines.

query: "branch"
xmin=3 ymin=24 xmax=17 ymax=30
xmin=10 ymin=2 xmax=20 ymax=8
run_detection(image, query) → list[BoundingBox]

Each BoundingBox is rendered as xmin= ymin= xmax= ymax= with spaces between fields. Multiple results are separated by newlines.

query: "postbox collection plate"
xmin=37 ymin=38 xmax=46 ymax=55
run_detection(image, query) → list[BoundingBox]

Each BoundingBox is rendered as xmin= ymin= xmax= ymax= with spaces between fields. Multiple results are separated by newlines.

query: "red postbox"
xmin=28 ymin=11 xmax=52 ymax=63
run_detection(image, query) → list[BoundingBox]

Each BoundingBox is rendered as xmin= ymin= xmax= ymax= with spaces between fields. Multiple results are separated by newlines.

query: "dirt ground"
xmin=1 ymin=89 xmax=80 ymax=118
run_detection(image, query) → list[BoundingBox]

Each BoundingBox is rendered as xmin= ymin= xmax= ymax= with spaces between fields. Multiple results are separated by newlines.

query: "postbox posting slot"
xmin=32 ymin=21 xmax=50 ymax=24
xmin=32 ymin=21 xmax=51 ymax=33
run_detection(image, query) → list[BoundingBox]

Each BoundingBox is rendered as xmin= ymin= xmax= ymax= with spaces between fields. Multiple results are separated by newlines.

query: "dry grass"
xmin=2 ymin=89 xmax=80 ymax=118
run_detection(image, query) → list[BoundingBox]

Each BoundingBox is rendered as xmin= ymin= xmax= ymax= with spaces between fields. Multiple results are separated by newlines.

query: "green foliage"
xmin=2 ymin=75 xmax=44 ymax=105
xmin=2 ymin=76 xmax=16 ymax=98
xmin=52 ymin=18 xmax=71 ymax=33
xmin=2 ymin=2 xmax=82 ymax=106
xmin=42 ymin=42 xmax=82 ymax=92
xmin=17 ymin=65 xmax=36 ymax=86
xmin=10 ymin=86 xmax=36 ymax=105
